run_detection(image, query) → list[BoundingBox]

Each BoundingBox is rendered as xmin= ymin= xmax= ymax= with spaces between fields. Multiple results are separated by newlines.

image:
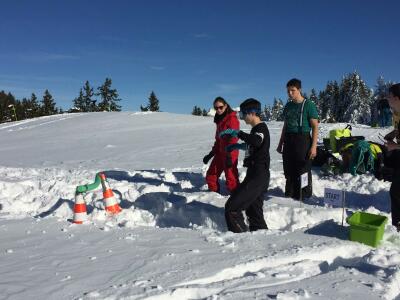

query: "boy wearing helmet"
xmin=220 ymin=98 xmax=270 ymax=233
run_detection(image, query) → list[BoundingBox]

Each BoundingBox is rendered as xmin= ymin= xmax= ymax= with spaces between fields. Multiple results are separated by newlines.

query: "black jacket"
xmin=238 ymin=122 xmax=270 ymax=169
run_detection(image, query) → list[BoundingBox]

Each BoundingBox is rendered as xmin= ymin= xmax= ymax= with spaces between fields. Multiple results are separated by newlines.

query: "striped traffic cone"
xmin=73 ymin=193 xmax=87 ymax=224
xmin=99 ymin=173 xmax=122 ymax=214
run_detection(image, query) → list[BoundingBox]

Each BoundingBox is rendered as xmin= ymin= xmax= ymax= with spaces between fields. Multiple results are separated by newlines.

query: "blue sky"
xmin=1 ymin=0 xmax=399 ymax=113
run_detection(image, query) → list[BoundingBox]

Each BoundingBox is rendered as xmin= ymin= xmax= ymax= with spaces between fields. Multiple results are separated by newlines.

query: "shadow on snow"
xmin=107 ymin=170 xmax=227 ymax=231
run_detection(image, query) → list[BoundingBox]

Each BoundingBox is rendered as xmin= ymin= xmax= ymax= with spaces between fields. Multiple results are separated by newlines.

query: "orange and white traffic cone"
xmin=73 ymin=193 xmax=87 ymax=224
xmin=99 ymin=173 xmax=122 ymax=214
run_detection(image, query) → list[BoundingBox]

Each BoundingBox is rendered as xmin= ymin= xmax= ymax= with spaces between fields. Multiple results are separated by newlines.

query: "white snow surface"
xmin=0 ymin=112 xmax=399 ymax=300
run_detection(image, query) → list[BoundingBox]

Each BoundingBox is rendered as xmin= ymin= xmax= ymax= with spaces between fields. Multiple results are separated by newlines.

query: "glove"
xmin=203 ymin=151 xmax=214 ymax=164
xmin=226 ymin=143 xmax=246 ymax=152
xmin=225 ymin=155 xmax=233 ymax=168
xmin=219 ymin=129 xmax=239 ymax=138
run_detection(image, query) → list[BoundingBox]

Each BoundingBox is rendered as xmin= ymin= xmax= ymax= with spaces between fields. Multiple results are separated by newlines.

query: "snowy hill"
xmin=0 ymin=112 xmax=399 ymax=299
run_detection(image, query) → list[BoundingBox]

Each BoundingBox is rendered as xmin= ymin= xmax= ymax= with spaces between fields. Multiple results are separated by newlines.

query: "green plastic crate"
xmin=346 ymin=212 xmax=387 ymax=247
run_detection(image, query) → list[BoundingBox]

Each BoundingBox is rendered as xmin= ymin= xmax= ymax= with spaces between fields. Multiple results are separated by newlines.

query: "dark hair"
xmin=389 ymin=83 xmax=400 ymax=98
xmin=213 ymin=96 xmax=233 ymax=112
xmin=240 ymin=98 xmax=261 ymax=116
xmin=286 ymin=78 xmax=302 ymax=89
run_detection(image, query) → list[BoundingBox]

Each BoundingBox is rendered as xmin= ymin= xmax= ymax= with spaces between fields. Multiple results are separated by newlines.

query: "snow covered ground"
xmin=0 ymin=112 xmax=399 ymax=300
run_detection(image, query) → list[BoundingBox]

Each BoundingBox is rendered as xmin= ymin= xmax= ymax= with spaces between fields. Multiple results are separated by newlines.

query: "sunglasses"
xmin=214 ymin=105 xmax=225 ymax=110
xmin=239 ymin=109 xmax=260 ymax=119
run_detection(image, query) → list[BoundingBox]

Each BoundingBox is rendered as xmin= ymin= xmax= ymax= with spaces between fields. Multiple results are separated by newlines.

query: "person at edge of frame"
xmin=386 ymin=83 xmax=400 ymax=232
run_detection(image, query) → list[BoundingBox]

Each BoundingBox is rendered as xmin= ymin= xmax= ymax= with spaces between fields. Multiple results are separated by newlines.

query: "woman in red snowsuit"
xmin=203 ymin=97 xmax=240 ymax=193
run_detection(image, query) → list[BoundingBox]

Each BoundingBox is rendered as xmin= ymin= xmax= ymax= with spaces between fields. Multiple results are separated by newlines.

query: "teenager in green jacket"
xmin=277 ymin=78 xmax=319 ymax=199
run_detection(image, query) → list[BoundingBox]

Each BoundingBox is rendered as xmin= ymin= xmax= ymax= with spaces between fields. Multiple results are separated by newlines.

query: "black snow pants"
xmin=390 ymin=174 xmax=400 ymax=228
xmin=283 ymin=132 xmax=312 ymax=199
xmin=225 ymin=163 xmax=269 ymax=233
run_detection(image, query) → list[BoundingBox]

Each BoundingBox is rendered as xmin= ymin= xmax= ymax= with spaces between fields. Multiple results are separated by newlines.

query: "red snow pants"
xmin=206 ymin=156 xmax=239 ymax=193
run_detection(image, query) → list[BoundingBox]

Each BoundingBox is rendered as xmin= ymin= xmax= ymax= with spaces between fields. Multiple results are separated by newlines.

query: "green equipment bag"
xmin=329 ymin=124 xmax=352 ymax=153
xmin=349 ymin=140 xmax=375 ymax=175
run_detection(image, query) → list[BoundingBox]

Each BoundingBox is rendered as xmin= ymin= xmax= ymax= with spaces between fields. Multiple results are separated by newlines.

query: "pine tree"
xmin=140 ymin=105 xmax=149 ymax=112
xmin=141 ymin=91 xmax=160 ymax=112
xmin=270 ymin=98 xmax=284 ymax=121
xmin=148 ymin=91 xmax=160 ymax=112
xmin=83 ymin=81 xmax=96 ymax=112
xmin=0 ymin=91 xmax=52 ymax=123
xmin=320 ymin=81 xmax=340 ymax=122
xmin=41 ymin=89 xmax=58 ymax=116
xmin=15 ymin=97 xmax=28 ymax=121
xmin=20 ymin=98 xmax=29 ymax=119
xmin=192 ymin=106 xmax=203 ymax=116
xmin=340 ymin=72 xmax=373 ymax=124
xmin=308 ymin=88 xmax=322 ymax=121
xmin=29 ymin=93 xmax=41 ymax=118
xmin=0 ymin=91 xmax=6 ymax=122
xmin=329 ymin=81 xmax=340 ymax=122
xmin=263 ymin=105 xmax=272 ymax=121
xmin=20 ymin=98 xmax=31 ymax=119
xmin=20 ymin=95 xmax=42 ymax=120
xmin=316 ymin=91 xmax=325 ymax=120
xmin=0 ymin=92 xmax=14 ymax=122
xmin=73 ymin=89 xmax=85 ymax=112
xmin=97 ymin=78 xmax=121 ymax=112
xmin=309 ymin=88 xmax=319 ymax=110
xmin=374 ymin=76 xmax=391 ymax=99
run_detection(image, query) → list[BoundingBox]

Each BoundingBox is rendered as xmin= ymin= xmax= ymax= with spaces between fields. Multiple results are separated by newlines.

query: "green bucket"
xmin=346 ymin=211 xmax=387 ymax=247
